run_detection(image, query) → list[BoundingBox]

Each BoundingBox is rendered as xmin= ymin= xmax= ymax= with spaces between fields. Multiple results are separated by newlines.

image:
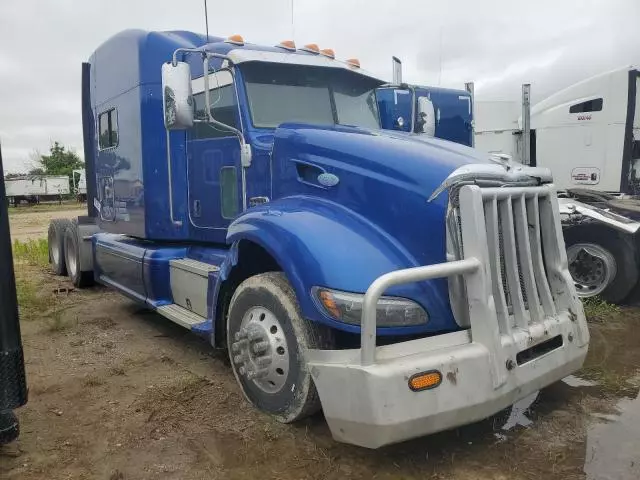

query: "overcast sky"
xmin=0 ymin=0 xmax=638 ymax=172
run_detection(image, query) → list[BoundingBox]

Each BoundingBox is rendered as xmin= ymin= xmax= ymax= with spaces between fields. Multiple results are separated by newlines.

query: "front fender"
xmin=227 ymin=195 xmax=456 ymax=335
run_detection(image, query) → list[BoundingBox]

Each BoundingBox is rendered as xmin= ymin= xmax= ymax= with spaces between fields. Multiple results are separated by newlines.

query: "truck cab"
xmin=376 ymin=83 xmax=474 ymax=146
xmin=51 ymin=29 xmax=589 ymax=448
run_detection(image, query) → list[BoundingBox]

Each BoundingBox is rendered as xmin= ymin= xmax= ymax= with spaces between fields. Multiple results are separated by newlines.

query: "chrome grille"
xmin=453 ymin=186 xmax=558 ymax=333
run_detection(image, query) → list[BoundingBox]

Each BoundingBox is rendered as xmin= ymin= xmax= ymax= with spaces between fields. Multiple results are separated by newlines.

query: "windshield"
xmin=241 ymin=63 xmax=382 ymax=130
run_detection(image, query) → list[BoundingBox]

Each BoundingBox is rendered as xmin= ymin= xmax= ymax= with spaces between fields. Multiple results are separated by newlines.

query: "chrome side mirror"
xmin=161 ymin=61 xmax=194 ymax=130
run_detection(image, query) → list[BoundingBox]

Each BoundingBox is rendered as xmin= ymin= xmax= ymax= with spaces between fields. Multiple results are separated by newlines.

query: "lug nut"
xmin=253 ymin=368 xmax=269 ymax=379
xmin=248 ymin=330 xmax=262 ymax=341
xmin=238 ymin=366 xmax=246 ymax=376
xmin=233 ymin=354 xmax=244 ymax=364
xmin=256 ymin=356 xmax=272 ymax=367
xmin=252 ymin=341 xmax=269 ymax=354
xmin=231 ymin=342 xmax=240 ymax=353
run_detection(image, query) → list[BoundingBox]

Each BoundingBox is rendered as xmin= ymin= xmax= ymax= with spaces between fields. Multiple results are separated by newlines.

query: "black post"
xmin=0 ymin=142 xmax=28 ymax=443
xmin=81 ymin=62 xmax=97 ymax=218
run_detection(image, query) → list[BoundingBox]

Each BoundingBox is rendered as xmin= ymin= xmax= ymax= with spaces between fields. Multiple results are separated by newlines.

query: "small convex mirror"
xmin=161 ymin=61 xmax=194 ymax=130
xmin=417 ymin=96 xmax=436 ymax=136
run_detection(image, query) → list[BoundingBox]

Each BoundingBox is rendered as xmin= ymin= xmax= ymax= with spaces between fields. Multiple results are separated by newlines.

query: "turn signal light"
xmin=318 ymin=290 xmax=341 ymax=319
xmin=226 ymin=34 xmax=244 ymax=45
xmin=301 ymin=43 xmax=320 ymax=54
xmin=277 ymin=40 xmax=296 ymax=51
xmin=408 ymin=371 xmax=442 ymax=391
xmin=346 ymin=58 xmax=361 ymax=68
xmin=320 ymin=48 xmax=335 ymax=59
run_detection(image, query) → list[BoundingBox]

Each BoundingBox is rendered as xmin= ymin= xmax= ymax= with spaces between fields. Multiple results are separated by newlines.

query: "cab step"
xmin=156 ymin=303 xmax=208 ymax=330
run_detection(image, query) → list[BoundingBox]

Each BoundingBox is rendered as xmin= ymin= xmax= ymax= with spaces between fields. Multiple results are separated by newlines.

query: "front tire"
xmin=565 ymin=228 xmax=638 ymax=304
xmin=227 ymin=272 xmax=333 ymax=423
xmin=48 ymin=219 xmax=71 ymax=276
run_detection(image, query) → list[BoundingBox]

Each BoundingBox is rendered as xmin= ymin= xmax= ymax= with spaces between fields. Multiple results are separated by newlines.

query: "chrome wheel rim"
xmin=51 ymin=236 xmax=60 ymax=265
xmin=231 ymin=306 xmax=290 ymax=394
xmin=567 ymin=243 xmax=616 ymax=297
xmin=66 ymin=236 xmax=77 ymax=277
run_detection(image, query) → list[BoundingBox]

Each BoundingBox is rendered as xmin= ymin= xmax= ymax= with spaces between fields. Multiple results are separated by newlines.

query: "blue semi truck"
xmin=48 ymin=30 xmax=589 ymax=448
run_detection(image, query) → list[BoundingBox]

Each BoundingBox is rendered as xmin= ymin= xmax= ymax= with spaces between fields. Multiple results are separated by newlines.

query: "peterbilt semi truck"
xmin=48 ymin=29 xmax=589 ymax=448
xmin=473 ymin=67 xmax=640 ymax=303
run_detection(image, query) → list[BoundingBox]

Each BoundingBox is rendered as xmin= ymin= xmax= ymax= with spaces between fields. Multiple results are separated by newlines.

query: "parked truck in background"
xmin=48 ymin=29 xmax=589 ymax=448
xmin=4 ymin=175 xmax=70 ymax=206
xmin=376 ymin=58 xmax=474 ymax=146
xmin=474 ymin=67 xmax=640 ymax=303
xmin=72 ymin=169 xmax=87 ymax=203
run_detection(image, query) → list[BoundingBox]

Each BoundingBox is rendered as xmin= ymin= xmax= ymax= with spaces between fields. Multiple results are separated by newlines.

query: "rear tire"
xmin=64 ymin=221 xmax=94 ymax=288
xmin=227 ymin=272 xmax=333 ymax=423
xmin=565 ymin=228 xmax=638 ymax=304
xmin=48 ymin=219 xmax=71 ymax=276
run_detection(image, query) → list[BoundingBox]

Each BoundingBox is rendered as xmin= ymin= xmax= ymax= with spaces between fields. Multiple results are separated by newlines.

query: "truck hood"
xmin=272 ymin=124 xmax=490 ymax=197
xmin=267 ymin=124 xmax=497 ymax=328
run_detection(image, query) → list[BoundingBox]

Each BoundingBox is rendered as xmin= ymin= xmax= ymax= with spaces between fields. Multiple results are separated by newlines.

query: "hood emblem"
xmin=318 ymin=172 xmax=340 ymax=187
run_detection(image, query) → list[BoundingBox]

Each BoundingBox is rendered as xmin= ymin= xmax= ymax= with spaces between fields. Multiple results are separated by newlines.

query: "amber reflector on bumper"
xmin=408 ymin=371 xmax=442 ymax=391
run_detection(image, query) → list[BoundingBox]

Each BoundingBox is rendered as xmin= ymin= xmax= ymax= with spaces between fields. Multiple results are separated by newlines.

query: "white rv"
xmin=474 ymin=67 xmax=640 ymax=305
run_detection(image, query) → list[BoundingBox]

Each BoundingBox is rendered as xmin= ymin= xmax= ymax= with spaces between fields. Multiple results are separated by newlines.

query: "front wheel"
xmin=227 ymin=272 xmax=333 ymax=423
xmin=565 ymin=229 xmax=638 ymax=304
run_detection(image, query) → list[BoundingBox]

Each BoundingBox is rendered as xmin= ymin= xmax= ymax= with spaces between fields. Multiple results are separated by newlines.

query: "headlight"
xmin=312 ymin=287 xmax=428 ymax=327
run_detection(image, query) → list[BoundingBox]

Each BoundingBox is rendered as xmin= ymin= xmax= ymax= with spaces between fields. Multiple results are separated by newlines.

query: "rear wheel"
xmin=48 ymin=219 xmax=71 ymax=276
xmin=565 ymin=229 xmax=637 ymax=304
xmin=64 ymin=221 xmax=94 ymax=288
xmin=227 ymin=272 xmax=333 ymax=423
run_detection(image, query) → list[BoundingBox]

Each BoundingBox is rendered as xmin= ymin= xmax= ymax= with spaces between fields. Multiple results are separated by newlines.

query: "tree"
xmin=31 ymin=142 xmax=84 ymax=182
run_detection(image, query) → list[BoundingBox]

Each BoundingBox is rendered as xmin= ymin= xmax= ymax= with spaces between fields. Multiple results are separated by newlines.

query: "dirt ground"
xmin=2 ymin=210 xmax=640 ymax=479
xmin=8 ymin=204 xmax=86 ymax=241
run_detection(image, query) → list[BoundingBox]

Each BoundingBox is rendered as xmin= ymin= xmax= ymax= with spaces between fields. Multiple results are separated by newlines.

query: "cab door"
xmin=186 ymin=70 xmax=242 ymax=234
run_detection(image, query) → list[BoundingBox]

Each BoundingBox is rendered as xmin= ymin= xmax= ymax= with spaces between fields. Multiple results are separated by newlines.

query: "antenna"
xmin=438 ymin=27 xmax=443 ymax=85
xmin=291 ymin=0 xmax=295 ymax=40
xmin=204 ymin=0 xmax=210 ymax=40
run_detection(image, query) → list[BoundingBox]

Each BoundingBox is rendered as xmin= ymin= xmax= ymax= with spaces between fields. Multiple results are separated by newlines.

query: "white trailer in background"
xmin=473 ymin=66 xmax=640 ymax=304
xmin=4 ymin=175 xmax=70 ymax=206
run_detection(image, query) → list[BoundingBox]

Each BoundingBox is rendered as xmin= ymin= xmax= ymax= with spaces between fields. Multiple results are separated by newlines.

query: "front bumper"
xmin=307 ymin=184 xmax=590 ymax=448
xmin=308 ymin=311 xmax=587 ymax=449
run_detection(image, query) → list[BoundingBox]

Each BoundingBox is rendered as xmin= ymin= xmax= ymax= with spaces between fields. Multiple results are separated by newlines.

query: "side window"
xmin=192 ymin=80 xmax=239 ymax=139
xmin=220 ymin=166 xmax=239 ymax=218
xmin=98 ymin=109 xmax=119 ymax=149
xmin=569 ymin=98 xmax=603 ymax=114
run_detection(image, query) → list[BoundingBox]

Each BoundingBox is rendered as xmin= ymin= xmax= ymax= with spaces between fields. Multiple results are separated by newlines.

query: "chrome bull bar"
xmin=359 ymin=183 xmax=587 ymax=391
xmin=360 ymin=258 xmax=481 ymax=366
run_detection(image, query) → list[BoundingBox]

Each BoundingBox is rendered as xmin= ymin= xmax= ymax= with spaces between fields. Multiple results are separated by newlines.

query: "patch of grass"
xmin=579 ymin=365 xmax=637 ymax=396
xmin=12 ymin=238 xmax=49 ymax=268
xmin=582 ymin=297 xmax=620 ymax=321
xmin=83 ymin=375 xmax=106 ymax=387
xmin=16 ymin=275 xmax=53 ymax=321
xmin=46 ymin=309 xmax=71 ymax=333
